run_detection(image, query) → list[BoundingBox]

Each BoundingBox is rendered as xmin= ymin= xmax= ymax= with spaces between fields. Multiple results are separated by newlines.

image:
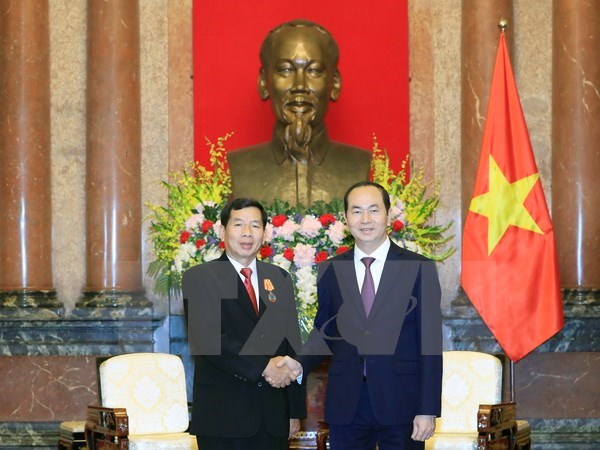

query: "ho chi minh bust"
xmin=227 ymin=19 xmax=371 ymax=207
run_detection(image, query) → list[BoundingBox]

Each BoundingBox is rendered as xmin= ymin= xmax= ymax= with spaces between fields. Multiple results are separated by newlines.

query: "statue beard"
xmin=283 ymin=111 xmax=314 ymax=162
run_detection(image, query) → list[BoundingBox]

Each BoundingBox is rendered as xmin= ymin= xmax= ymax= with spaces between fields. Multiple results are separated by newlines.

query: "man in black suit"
xmin=299 ymin=181 xmax=443 ymax=449
xmin=183 ymin=198 xmax=306 ymax=450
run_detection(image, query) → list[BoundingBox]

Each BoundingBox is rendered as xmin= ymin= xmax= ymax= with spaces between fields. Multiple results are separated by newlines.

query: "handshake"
xmin=262 ymin=355 xmax=303 ymax=388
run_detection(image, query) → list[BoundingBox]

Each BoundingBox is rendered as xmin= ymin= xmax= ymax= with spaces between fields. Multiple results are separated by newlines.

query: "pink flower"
xmin=326 ymin=221 xmax=347 ymax=245
xmin=299 ymin=215 xmax=322 ymax=237
xmin=273 ymin=219 xmax=299 ymax=241
xmin=185 ymin=213 xmax=205 ymax=231
xmin=293 ymin=244 xmax=316 ymax=268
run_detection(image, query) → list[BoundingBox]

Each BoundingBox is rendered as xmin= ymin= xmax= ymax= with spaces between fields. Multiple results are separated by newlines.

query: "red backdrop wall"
xmin=193 ymin=0 xmax=409 ymax=171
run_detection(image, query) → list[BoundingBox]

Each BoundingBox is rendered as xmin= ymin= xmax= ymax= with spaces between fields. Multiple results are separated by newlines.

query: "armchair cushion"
xmin=128 ymin=432 xmax=198 ymax=450
xmin=99 ymin=353 xmax=190 ymax=436
xmin=435 ymin=351 xmax=502 ymax=434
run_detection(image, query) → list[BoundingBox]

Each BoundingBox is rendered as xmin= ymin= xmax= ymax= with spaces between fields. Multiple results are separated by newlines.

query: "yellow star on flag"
xmin=469 ymin=155 xmax=543 ymax=255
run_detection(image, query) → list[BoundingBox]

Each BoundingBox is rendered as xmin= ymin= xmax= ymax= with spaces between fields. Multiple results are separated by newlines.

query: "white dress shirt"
xmin=353 ymin=237 xmax=391 ymax=295
xmin=227 ymin=255 xmax=260 ymax=312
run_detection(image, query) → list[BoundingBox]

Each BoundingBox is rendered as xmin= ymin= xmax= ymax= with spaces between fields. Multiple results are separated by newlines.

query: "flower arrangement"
xmin=147 ymin=134 xmax=454 ymax=338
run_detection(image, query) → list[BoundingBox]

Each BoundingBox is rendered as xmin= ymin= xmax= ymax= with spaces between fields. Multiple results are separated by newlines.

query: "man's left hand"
xmin=411 ymin=415 xmax=436 ymax=441
xmin=289 ymin=418 xmax=300 ymax=439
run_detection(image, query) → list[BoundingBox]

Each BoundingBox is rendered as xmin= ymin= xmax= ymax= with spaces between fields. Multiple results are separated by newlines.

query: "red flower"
xmin=314 ymin=250 xmax=329 ymax=262
xmin=201 ymin=220 xmax=214 ymax=234
xmin=335 ymin=246 xmax=350 ymax=255
xmin=318 ymin=213 xmax=336 ymax=227
xmin=283 ymin=248 xmax=294 ymax=261
xmin=218 ymin=241 xmax=225 ymax=249
xmin=179 ymin=230 xmax=191 ymax=243
xmin=392 ymin=219 xmax=405 ymax=232
xmin=271 ymin=214 xmax=287 ymax=227
xmin=259 ymin=245 xmax=273 ymax=258
xmin=195 ymin=239 xmax=206 ymax=249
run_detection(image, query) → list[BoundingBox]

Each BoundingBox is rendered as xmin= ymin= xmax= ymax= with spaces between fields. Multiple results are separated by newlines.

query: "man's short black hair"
xmin=343 ymin=181 xmax=391 ymax=213
xmin=220 ymin=198 xmax=268 ymax=228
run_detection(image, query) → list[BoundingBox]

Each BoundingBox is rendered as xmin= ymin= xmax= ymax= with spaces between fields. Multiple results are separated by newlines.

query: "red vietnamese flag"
xmin=461 ymin=34 xmax=563 ymax=362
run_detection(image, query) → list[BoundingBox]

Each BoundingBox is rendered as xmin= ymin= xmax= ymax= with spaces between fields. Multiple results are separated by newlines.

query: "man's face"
xmin=259 ymin=27 xmax=340 ymax=131
xmin=345 ymin=186 xmax=389 ymax=254
xmin=222 ymin=207 xmax=265 ymax=267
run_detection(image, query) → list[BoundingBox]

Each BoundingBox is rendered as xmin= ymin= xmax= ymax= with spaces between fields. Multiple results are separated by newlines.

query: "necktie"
xmin=240 ymin=268 xmax=259 ymax=316
xmin=361 ymin=257 xmax=376 ymax=317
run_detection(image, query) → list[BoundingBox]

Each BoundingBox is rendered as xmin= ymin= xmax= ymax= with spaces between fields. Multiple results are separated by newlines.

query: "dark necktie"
xmin=361 ymin=257 xmax=376 ymax=317
xmin=240 ymin=268 xmax=258 ymax=316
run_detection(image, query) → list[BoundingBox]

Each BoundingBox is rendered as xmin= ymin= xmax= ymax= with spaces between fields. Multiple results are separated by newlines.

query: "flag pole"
xmin=497 ymin=17 xmax=516 ymax=404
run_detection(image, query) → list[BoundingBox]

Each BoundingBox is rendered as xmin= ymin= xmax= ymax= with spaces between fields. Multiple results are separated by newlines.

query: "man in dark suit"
xmin=183 ymin=198 xmax=306 ymax=450
xmin=299 ymin=181 xmax=443 ymax=449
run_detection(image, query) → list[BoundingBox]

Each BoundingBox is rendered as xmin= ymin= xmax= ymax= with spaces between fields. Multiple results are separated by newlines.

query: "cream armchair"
xmin=426 ymin=351 xmax=530 ymax=449
xmin=85 ymin=352 xmax=198 ymax=450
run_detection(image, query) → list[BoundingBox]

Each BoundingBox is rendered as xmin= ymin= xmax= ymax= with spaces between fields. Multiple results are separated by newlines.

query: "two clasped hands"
xmin=262 ymin=355 xmax=302 ymax=388
xmin=262 ymin=355 xmax=303 ymax=438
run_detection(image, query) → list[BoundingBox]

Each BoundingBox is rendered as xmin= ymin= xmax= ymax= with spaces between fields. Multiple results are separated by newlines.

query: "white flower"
xmin=299 ymin=215 xmax=322 ymax=238
xmin=394 ymin=238 xmax=422 ymax=255
xmin=272 ymin=253 xmax=292 ymax=272
xmin=201 ymin=245 xmax=223 ymax=262
xmin=295 ymin=266 xmax=317 ymax=305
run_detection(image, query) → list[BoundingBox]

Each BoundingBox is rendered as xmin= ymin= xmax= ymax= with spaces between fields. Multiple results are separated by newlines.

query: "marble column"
xmin=552 ymin=0 xmax=600 ymax=294
xmin=460 ymin=0 xmax=514 ymax=222
xmin=78 ymin=0 xmax=150 ymax=310
xmin=0 ymin=0 xmax=61 ymax=313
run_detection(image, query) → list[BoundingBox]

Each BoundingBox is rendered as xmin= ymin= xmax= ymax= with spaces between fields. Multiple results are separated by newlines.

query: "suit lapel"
xmin=256 ymin=261 xmax=270 ymax=319
xmin=369 ymin=242 xmax=419 ymax=319
xmin=332 ymin=250 xmax=367 ymax=320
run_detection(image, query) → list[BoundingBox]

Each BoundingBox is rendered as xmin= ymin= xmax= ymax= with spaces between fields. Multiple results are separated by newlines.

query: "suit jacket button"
xmin=257 ymin=382 xmax=263 ymax=387
xmin=364 ymin=330 xmax=370 ymax=336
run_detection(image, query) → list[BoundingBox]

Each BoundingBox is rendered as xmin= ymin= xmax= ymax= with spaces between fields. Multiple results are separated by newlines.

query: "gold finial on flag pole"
xmin=498 ymin=19 xmax=509 ymax=33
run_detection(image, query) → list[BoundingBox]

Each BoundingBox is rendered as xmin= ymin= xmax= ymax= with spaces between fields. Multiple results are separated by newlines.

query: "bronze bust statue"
xmin=227 ymin=19 xmax=371 ymax=206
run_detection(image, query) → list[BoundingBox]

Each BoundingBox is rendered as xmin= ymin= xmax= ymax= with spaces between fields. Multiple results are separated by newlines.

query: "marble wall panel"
xmin=0 ymin=356 xmax=97 ymax=421
xmin=516 ymin=352 xmax=600 ymax=419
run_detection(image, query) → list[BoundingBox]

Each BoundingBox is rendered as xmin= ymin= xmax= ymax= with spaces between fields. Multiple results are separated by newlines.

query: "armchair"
xmin=85 ymin=352 xmax=198 ymax=450
xmin=425 ymin=351 xmax=530 ymax=449
xmin=316 ymin=351 xmax=530 ymax=449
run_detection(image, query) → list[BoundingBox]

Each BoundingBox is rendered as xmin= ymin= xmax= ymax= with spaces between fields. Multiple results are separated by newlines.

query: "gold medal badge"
xmin=263 ymin=279 xmax=276 ymax=302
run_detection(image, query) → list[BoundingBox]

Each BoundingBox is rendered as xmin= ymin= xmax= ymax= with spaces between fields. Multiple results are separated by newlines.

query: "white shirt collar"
xmin=226 ymin=254 xmax=258 ymax=275
xmin=354 ymin=237 xmax=391 ymax=263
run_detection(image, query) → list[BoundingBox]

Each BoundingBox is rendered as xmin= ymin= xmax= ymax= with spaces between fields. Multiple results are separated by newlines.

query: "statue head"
xmin=258 ymin=20 xmax=342 ymax=159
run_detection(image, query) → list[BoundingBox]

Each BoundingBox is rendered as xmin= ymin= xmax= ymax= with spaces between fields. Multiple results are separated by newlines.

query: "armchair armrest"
xmin=477 ymin=402 xmax=517 ymax=449
xmin=85 ymin=405 xmax=129 ymax=450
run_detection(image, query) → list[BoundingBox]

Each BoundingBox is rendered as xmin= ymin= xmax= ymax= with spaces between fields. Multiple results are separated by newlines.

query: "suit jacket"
xmin=183 ymin=253 xmax=306 ymax=438
xmin=300 ymin=241 xmax=443 ymax=426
